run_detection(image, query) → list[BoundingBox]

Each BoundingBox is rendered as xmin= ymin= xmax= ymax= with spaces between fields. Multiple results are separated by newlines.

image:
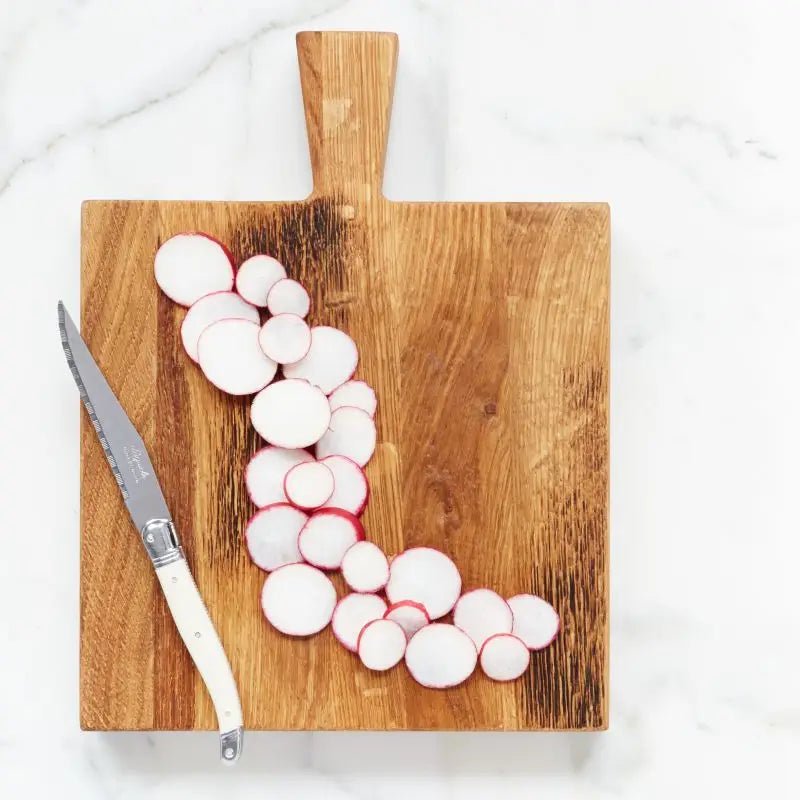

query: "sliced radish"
xmin=358 ymin=619 xmax=407 ymax=671
xmin=315 ymin=407 xmax=376 ymax=467
xmin=298 ymin=508 xmax=364 ymax=570
xmin=283 ymin=326 xmax=358 ymax=394
xmin=405 ymin=623 xmax=477 ymax=688
xmin=261 ymin=563 xmax=336 ymax=636
xmin=341 ymin=541 xmax=389 ymax=593
xmin=251 ymin=379 xmax=330 ymax=448
xmin=507 ymin=594 xmax=560 ymax=650
xmin=197 ymin=318 xmax=277 ymax=395
xmin=245 ymin=446 xmax=314 ymax=508
xmin=479 ymin=633 xmax=530 ymax=682
xmin=384 ymin=600 xmax=430 ymax=640
xmin=284 ymin=461 xmax=335 ymax=510
xmin=245 ymin=503 xmax=307 ymax=572
xmin=154 ymin=233 xmax=234 ymax=306
xmin=453 ymin=588 xmax=513 ymax=650
xmin=385 ymin=547 xmax=461 ymax=620
xmin=180 ymin=291 xmax=259 ymax=363
xmin=235 ymin=254 xmax=286 ymax=307
xmin=266 ymin=278 xmax=310 ymax=318
xmin=319 ymin=455 xmax=369 ymax=515
xmin=331 ymin=593 xmax=387 ymax=652
xmin=328 ymin=380 xmax=377 ymax=417
xmin=258 ymin=314 xmax=311 ymax=364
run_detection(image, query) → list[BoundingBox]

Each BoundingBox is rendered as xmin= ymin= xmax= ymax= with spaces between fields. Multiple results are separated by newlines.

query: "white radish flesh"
xmin=245 ymin=446 xmax=314 ymax=508
xmin=331 ymin=593 xmax=387 ymax=652
xmin=358 ymin=619 xmax=407 ymax=671
xmin=341 ymin=541 xmax=389 ymax=593
xmin=507 ymin=594 xmax=560 ymax=650
xmin=319 ymin=455 xmax=369 ymax=515
xmin=405 ymin=623 xmax=477 ymax=688
xmin=197 ymin=318 xmax=277 ymax=395
xmin=283 ymin=326 xmax=358 ymax=394
xmin=385 ymin=547 xmax=461 ymax=620
xmin=328 ymin=380 xmax=377 ymax=417
xmin=154 ymin=233 xmax=234 ymax=306
xmin=453 ymin=588 xmax=513 ymax=650
xmin=261 ymin=563 xmax=336 ymax=636
xmin=181 ymin=291 xmax=259 ymax=363
xmin=383 ymin=600 xmax=430 ymax=640
xmin=266 ymin=278 xmax=310 ymax=318
xmin=251 ymin=379 xmax=331 ymax=448
xmin=315 ymin=407 xmax=376 ymax=467
xmin=235 ymin=255 xmax=286 ymax=307
xmin=258 ymin=314 xmax=311 ymax=364
xmin=245 ymin=503 xmax=307 ymax=572
xmin=298 ymin=509 xmax=364 ymax=570
xmin=479 ymin=634 xmax=530 ymax=682
xmin=284 ymin=461 xmax=335 ymax=510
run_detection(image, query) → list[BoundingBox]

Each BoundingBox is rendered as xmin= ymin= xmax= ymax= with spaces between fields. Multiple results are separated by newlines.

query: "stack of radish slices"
xmin=155 ymin=231 xmax=560 ymax=688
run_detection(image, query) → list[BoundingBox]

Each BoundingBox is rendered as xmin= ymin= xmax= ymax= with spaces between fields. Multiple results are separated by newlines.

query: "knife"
xmin=58 ymin=302 xmax=244 ymax=764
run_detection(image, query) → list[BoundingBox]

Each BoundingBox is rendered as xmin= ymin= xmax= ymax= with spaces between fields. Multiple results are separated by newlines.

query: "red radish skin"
xmin=197 ymin=318 xmax=277 ymax=395
xmin=261 ymin=563 xmax=337 ymax=636
xmin=266 ymin=278 xmax=310 ymax=318
xmin=180 ymin=291 xmax=260 ymax=363
xmin=283 ymin=461 xmax=335 ymax=510
xmin=479 ymin=633 xmax=530 ymax=682
xmin=283 ymin=326 xmax=358 ymax=395
xmin=453 ymin=588 xmax=513 ymax=650
xmin=405 ymin=623 xmax=478 ymax=688
xmin=384 ymin=600 xmax=430 ymax=640
xmin=385 ymin=547 xmax=462 ymax=620
xmin=259 ymin=314 xmax=312 ymax=364
xmin=341 ymin=541 xmax=389 ymax=593
xmin=251 ymin=379 xmax=331 ymax=448
xmin=319 ymin=455 xmax=369 ymax=516
xmin=154 ymin=233 xmax=234 ymax=306
xmin=245 ymin=503 xmax=307 ymax=572
xmin=245 ymin=446 xmax=314 ymax=508
xmin=357 ymin=619 xmax=407 ymax=671
xmin=235 ymin=255 xmax=286 ymax=307
xmin=507 ymin=594 xmax=561 ymax=650
xmin=196 ymin=232 xmax=235 ymax=267
xmin=298 ymin=508 xmax=365 ymax=570
xmin=331 ymin=593 xmax=387 ymax=652
xmin=315 ymin=406 xmax=376 ymax=467
xmin=328 ymin=380 xmax=377 ymax=417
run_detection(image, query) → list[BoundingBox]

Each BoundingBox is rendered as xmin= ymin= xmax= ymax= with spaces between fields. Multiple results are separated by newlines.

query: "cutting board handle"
xmin=297 ymin=31 xmax=398 ymax=198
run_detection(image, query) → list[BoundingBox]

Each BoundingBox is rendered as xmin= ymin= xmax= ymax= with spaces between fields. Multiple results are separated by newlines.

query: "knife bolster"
xmin=141 ymin=518 xmax=184 ymax=567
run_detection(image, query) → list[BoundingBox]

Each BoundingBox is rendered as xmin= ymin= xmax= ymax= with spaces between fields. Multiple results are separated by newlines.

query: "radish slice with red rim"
xmin=245 ymin=503 xmax=307 ymax=571
xmin=507 ymin=594 xmax=560 ymax=650
xmin=197 ymin=318 xmax=277 ymax=395
xmin=261 ymin=563 xmax=336 ymax=636
xmin=328 ymin=380 xmax=377 ymax=417
xmin=385 ymin=547 xmax=461 ymax=620
xmin=154 ymin=233 xmax=234 ymax=306
xmin=258 ymin=314 xmax=311 ymax=364
xmin=479 ymin=633 xmax=530 ymax=681
xmin=283 ymin=461 xmax=335 ymax=510
xmin=384 ymin=600 xmax=430 ymax=640
xmin=453 ymin=588 xmax=513 ymax=650
xmin=298 ymin=508 xmax=364 ymax=570
xmin=341 ymin=541 xmax=389 ymax=593
xmin=266 ymin=278 xmax=310 ymax=318
xmin=315 ymin=407 xmax=376 ymax=467
xmin=235 ymin=255 xmax=286 ymax=307
xmin=283 ymin=326 xmax=358 ymax=394
xmin=331 ymin=593 xmax=387 ymax=652
xmin=318 ymin=455 xmax=369 ymax=516
xmin=405 ymin=623 xmax=477 ymax=688
xmin=358 ymin=619 xmax=407 ymax=671
xmin=181 ymin=291 xmax=259 ymax=363
xmin=245 ymin=446 xmax=314 ymax=508
xmin=251 ymin=379 xmax=331 ymax=448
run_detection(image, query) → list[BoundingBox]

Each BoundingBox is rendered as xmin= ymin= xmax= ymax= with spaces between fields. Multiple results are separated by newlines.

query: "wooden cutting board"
xmin=80 ymin=31 xmax=609 ymax=731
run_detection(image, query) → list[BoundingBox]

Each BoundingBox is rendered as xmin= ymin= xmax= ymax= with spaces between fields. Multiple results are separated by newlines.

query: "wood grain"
xmin=80 ymin=31 xmax=609 ymax=731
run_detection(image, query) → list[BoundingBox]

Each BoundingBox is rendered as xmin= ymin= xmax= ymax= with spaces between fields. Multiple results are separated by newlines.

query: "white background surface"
xmin=2 ymin=0 xmax=799 ymax=797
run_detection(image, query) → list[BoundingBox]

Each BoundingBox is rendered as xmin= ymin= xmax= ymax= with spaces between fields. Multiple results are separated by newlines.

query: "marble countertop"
xmin=2 ymin=0 xmax=799 ymax=797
